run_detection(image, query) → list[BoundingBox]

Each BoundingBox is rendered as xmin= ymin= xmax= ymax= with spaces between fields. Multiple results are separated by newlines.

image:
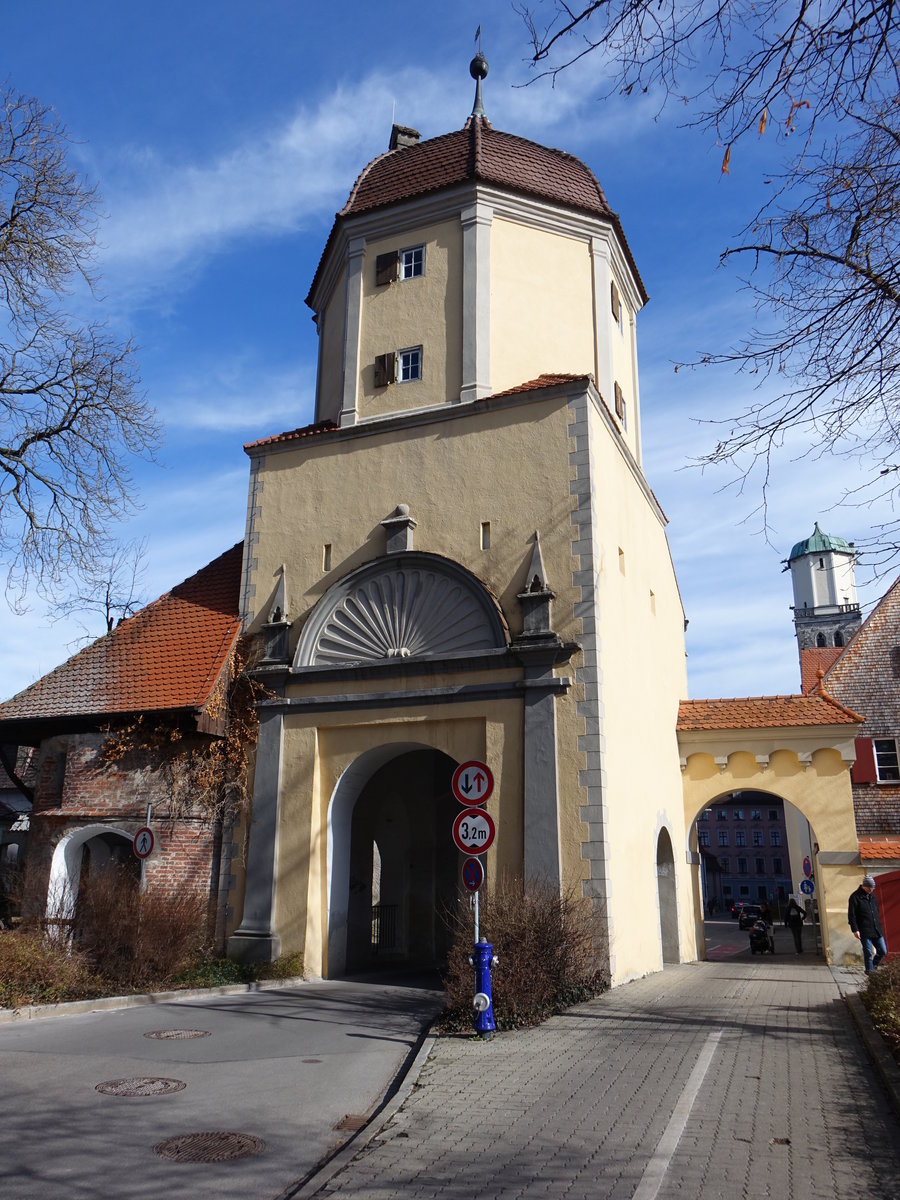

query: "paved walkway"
xmin=302 ymin=958 xmax=900 ymax=1200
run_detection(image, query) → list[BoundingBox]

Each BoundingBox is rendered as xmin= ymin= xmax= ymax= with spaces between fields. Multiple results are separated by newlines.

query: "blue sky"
xmin=2 ymin=1 xmax=894 ymax=701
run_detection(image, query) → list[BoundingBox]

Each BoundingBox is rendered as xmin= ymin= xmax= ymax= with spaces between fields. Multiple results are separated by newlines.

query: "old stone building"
xmin=0 ymin=546 xmax=243 ymax=939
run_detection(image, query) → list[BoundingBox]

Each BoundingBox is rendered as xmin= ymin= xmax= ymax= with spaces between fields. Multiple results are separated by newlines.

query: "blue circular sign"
xmin=462 ymin=857 xmax=484 ymax=892
xmin=799 ymin=879 xmax=815 ymax=895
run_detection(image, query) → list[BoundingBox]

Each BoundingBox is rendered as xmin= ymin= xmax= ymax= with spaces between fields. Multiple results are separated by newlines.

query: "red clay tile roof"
xmin=489 ymin=374 xmax=589 ymax=400
xmin=307 ymin=117 xmax=647 ymax=308
xmin=800 ymin=647 xmax=844 ymax=693
xmin=244 ymin=377 xmax=592 ymax=452
xmin=343 ymin=119 xmax=613 ymax=220
xmin=677 ymin=692 xmax=863 ymax=731
xmin=245 ymin=419 xmax=338 ymax=451
xmin=859 ymin=839 xmax=900 ymax=861
xmin=0 ymin=545 xmax=243 ymax=726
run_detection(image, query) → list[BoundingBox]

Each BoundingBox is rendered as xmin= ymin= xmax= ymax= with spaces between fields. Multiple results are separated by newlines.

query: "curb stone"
xmin=277 ymin=1026 xmax=439 ymax=1200
xmin=0 ymin=975 xmax=307 ymax=1024
xmin=844 ymin=991 xmax=900 ymax=1123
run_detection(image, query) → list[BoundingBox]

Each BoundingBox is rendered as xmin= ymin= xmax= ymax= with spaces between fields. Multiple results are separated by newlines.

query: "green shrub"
xmin=862 ymin=955 xmax=900 ymax=1063
xmin=0 ymin=929 xmax=105 ymax=1008
xmin=441 ymin=875 xmax=608 ymax=1032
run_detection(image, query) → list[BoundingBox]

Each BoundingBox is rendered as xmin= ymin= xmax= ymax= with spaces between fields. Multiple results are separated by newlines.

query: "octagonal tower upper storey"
xmin=306 ymin=60 xmax=649 ymax=464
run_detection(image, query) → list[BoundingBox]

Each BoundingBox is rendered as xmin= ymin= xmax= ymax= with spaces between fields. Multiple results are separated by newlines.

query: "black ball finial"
xmin=470 ymin=52 xmax=489 ymax=81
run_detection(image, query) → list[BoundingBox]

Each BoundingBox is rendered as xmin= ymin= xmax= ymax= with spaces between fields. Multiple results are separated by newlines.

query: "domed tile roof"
xmin=788 ymin=522 xmax=854 ymax=562
xmin=308 ymin=116 xmax=646 ymax=307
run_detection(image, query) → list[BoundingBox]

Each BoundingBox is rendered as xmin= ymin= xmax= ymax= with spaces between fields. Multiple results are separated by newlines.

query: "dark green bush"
xmin=441 ymin=875 xmax=608 ymax=1032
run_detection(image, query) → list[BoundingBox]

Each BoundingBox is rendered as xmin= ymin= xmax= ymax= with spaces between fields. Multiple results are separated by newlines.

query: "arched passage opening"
xmin=690 ymin=789 xmax=821 ymax=956
xmin=47 ymin=824 xmax=140 ymax=922
xmin=656 ymin=828 xmax=679 ymax=963
xmin=328 ymin=745 xmax=459 ymax=976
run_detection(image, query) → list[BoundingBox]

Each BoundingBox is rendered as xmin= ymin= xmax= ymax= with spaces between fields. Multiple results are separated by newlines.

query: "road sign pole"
xmin=474 ymin=887 xmax=479 ymax=944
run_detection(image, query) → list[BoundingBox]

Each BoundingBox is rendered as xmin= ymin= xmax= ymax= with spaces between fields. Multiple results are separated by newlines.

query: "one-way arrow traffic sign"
xmin=451 ymin=760 xmax=494 ymax=806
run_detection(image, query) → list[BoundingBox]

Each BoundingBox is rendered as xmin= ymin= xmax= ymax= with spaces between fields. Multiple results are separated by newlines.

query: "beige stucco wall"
xmin=490 ymin=219 xmax=595 ymax=393
xmin=246 ymin=396 xmax=580 ymax=641
xmin=317 ymin=278 xmax=346 ymax=425
xmin=680 ymin=746 xmax=862 ymax=966
xmin=583 ymin=402 xmax=694 ymax=984
xmin=243 ymin=383 xmax=695 ymax=983
xmin=357 ymin=219 xmax=463 ymax=415
xmin=274 ymin=707 xmax=523 ymax=976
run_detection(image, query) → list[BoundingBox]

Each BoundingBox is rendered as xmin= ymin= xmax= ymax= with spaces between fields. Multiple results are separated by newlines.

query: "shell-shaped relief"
xmin=309 ymin=567 xmax=500 ymax=665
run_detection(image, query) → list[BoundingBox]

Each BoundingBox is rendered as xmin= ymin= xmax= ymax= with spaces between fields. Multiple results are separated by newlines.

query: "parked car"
xmin=730 ymin=901 xmax=747 ymax=920
xmin=738 ymin=904 xmax=763 ymax=930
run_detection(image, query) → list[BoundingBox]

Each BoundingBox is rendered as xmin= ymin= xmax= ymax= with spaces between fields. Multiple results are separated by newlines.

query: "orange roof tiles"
xmin=244 ymin=377 xmax=592 ymax=452
xmin=0 ymin=544 xmax=243 ymax=726
xmin=245 ymin=419 xmax=338 ymax=452
xmin=677 ymin=692 xmax=862 ymax=731
xmin=859 ymin=839 xmax=900 ymax=861
xmin=800 ymin=647 xmax=844 ymax=694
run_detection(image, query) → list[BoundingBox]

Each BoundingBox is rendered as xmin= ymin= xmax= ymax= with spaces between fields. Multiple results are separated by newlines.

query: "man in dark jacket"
xmin=848 ymin=874 xmax=887 ymax=974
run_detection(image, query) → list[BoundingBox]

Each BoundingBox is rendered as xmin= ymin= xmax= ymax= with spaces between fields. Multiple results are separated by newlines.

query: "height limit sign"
xmin=452 ymin=808 xmax=496 ymax=856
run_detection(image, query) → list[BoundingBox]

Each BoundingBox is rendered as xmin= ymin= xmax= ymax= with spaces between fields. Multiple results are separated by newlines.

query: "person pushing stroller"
xmin=749 ymin=900 xmax=775 ymax=954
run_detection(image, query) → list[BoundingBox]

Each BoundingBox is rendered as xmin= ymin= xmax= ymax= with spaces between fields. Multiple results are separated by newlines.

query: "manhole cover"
xmin=96 ymin=1077 xmax=187 ymax=1097
xmin=154 ymin=1132 xmax=266 ymax=1162
xmin=334 ymin=1114 xmax=368 ymax=1133
xmin=145 ymin=1029 xmax=211 ymax=1040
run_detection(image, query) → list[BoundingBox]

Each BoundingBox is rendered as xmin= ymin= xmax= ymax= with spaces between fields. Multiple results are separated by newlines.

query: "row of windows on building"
xmin=698 ymin=828 xmax=781 ymax=847
xmin=371 ymin=242 xmax=629 ymax=429
xmin=716 ymin=856 xmax=784 ymax=875
xmin=698 ymin=807 xmax=781 ymax=821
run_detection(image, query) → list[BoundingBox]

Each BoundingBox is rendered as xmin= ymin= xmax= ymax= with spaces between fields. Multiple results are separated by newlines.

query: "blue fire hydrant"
xmin=469 ymin=940 xmax=498 ymax=1038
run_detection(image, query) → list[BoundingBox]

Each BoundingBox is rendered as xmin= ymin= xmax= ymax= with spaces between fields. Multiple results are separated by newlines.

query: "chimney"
xmin=389 ymin=124 xmax=421 ymax=151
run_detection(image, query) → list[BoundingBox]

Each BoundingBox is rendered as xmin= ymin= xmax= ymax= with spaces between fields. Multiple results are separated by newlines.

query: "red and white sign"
xmin=451 ymin=760 xmax=494 ymax=806
xmin=133 ymin=826 xmax=154 ymax=859
xmin=452 ymin=808 xmax=496 ymax=855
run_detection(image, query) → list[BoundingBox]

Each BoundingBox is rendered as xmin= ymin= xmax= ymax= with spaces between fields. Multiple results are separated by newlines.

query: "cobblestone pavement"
xmin=308 ymin=960 xmax=900 ymax=1200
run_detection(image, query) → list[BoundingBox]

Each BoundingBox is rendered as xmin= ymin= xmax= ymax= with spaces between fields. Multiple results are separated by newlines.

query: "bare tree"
xmin=519 ymin=3 xmax=900 ymax=543
xmin=0 ymin=85 xmax=160 ymax=604
xmin=49 ymin=537 xmax=148 ymax=641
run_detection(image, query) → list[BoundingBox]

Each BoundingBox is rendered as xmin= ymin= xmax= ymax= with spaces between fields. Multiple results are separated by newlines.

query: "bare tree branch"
xmin=0 ymin=83 xmax=160 ymax=605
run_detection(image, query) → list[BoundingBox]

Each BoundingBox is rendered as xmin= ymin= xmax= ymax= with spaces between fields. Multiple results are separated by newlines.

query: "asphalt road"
xmin=0 ymin=975 xmax=443 ymax=1200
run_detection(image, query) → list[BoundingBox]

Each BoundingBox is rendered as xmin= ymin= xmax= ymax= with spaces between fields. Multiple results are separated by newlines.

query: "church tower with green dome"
xmin=787 ymin=523 xmax=861 ymax=651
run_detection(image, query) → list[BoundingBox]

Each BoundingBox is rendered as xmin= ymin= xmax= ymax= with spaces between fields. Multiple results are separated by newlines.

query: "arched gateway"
xmin=678 ymin=693 xmax=863 ymax=964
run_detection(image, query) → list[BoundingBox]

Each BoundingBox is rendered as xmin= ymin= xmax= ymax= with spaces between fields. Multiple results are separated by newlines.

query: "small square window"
xmin=733 ymin=808 xmax=744 ymax=821
xmin=768 ymin=809 xmax=779 ymax=820
xmin=874 ymin=738 xmax=900 ymax=781
xmin=400 ymin=245 xmax=424 ymax=279
xmin=398 ymin=346 xmax=422 ymax=382
xmin=717 ymin=810 xmax=728 ymax=821
xmin=751 ymin=809 xmax=761 ymax=821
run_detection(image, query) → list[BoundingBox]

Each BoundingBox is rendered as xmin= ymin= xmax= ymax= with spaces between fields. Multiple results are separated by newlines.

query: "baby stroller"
xmin=749 ymin=919 xmax=775 ymax=954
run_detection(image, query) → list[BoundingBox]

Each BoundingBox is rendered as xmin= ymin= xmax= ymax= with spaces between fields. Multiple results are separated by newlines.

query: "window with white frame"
xmin=398 ymin=346 xmax=422 ymax=382
xmin=400 ymin=245 xmax=424 ymax=279
xmin=874 ymin=738 xmax=900 ymax=781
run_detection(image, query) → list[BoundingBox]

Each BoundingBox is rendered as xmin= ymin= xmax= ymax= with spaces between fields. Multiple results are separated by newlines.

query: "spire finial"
xmin=470 ymin=31 xmax=488 ymax=120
